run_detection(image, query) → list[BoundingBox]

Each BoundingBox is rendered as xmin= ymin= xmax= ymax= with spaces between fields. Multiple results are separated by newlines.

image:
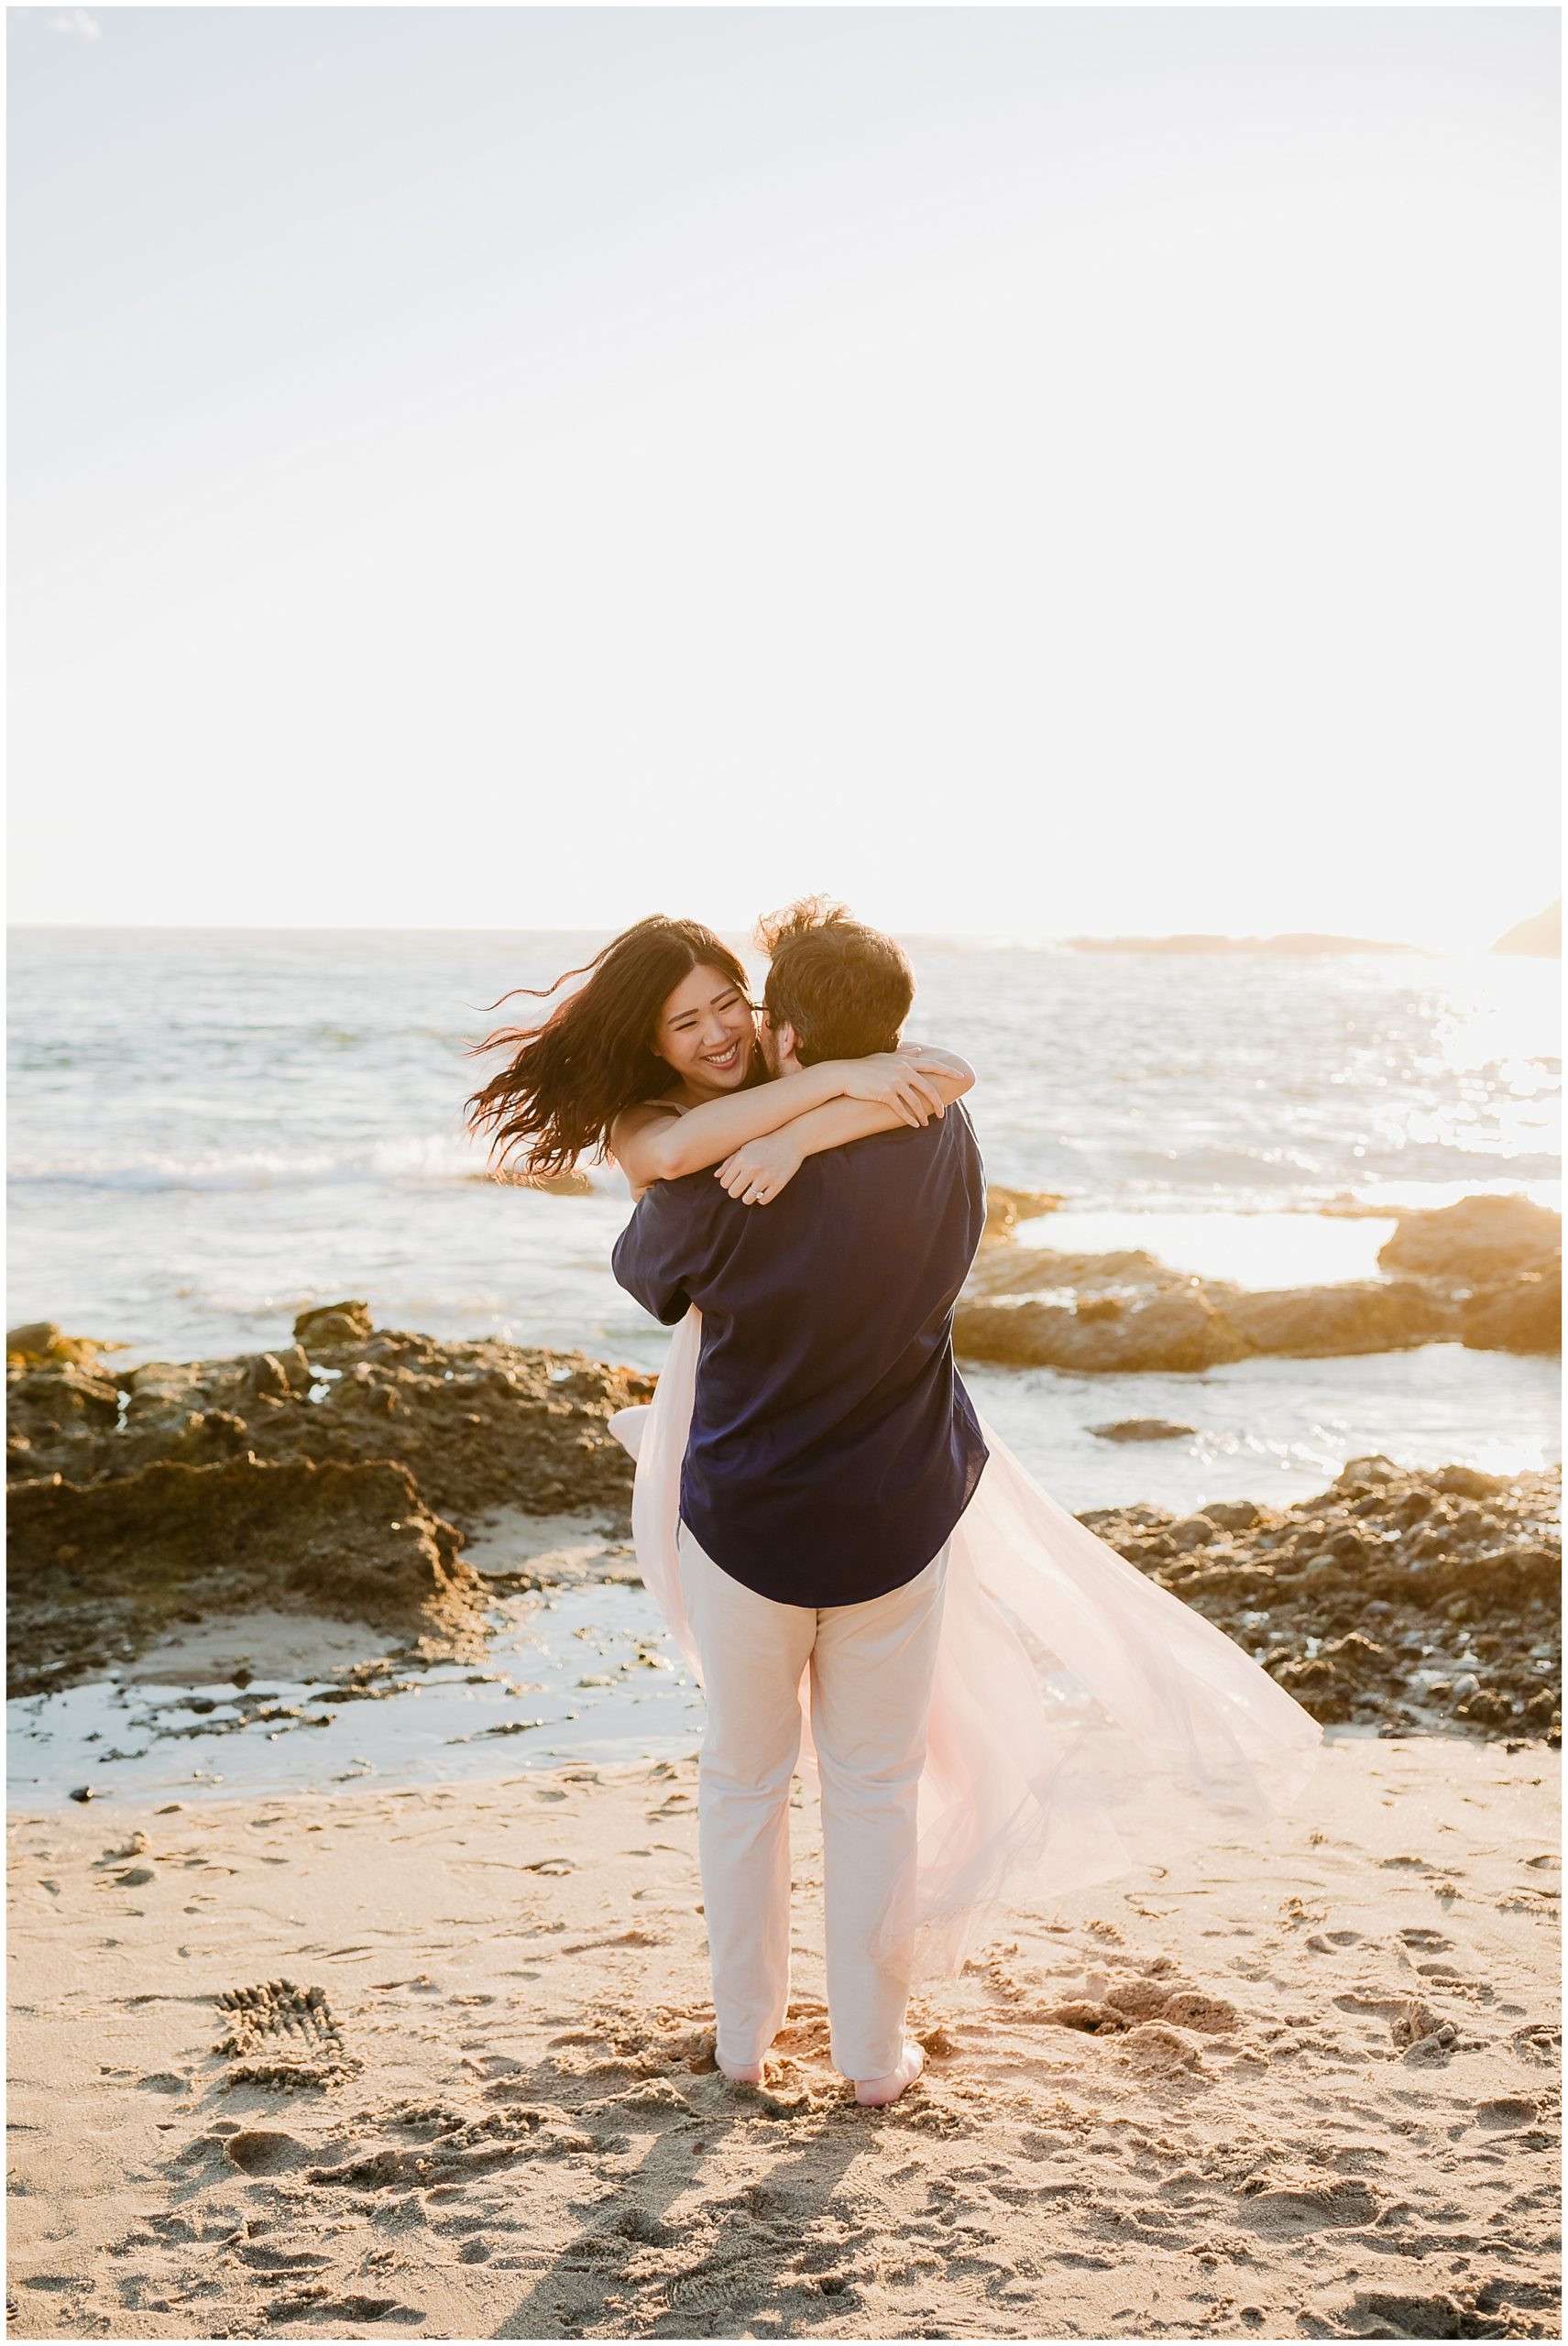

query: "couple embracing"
xmin=467 ymin=898 xmax=1321 ymax=2108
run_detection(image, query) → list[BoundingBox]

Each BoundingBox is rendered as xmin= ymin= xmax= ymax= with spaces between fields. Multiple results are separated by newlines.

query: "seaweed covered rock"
xmin=5 ymin=1310 xmax=656 ymax=1694
xmin=1077 ymin=1458 xmax=1561 ymax=1742
xmin=8 ymin=1455 xmax=482 ymax=1696
xmin=293 ymin=1300 xmax=375 ymax=1350
xmin=6 ymin=1321 xmax=113 ymax=1369
xmin=6 ymin=1318 xmax=654 ymax=1528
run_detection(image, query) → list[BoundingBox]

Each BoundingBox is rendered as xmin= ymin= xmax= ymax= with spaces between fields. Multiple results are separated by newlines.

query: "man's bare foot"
xmin=854 ymin=2038 xmax=925 ymax=2107
xmin=716 ymin=2050 xmax=767 ymax=2086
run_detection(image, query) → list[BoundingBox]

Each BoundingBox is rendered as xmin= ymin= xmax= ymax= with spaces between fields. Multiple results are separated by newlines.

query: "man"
xmin=612 ymin=899 xmax=988 ymax=2107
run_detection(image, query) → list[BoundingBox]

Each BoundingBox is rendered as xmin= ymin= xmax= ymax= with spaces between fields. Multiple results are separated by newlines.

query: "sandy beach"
xmin=7 ymin=1049 xmax=1561 ymax=2341
xmin=6 ymin=1255 xmax=1562 ymax=2340
xmin=7 ymin=1731 xmax=1559 ymax=2341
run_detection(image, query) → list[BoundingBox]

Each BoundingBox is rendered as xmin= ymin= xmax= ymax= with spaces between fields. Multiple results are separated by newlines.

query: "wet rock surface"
xmin=1080 ymin=1453 xmax=1562 ymax=1745
xmin=1376 ymin=1193 xmax=1562 ymax=1284
xmin=958 ymin=1280 xmax=1257 ymax=1372
xmin=7 ymin=1310 xmax=1558 ymax=1748
xmin=981 ymin=1184 xmax=1065 ymax=1241
xmin=1090 ymin=1417 xmax=1199 ymax=1443
xmin=958 ymin=1192 xmax=1562 ymax=1369
xmin=1459 ymin=1263 xmax=1563 ymax=1356
xmin=7 ymin=1307 xmax=653 ymax=1696
xmin=9 ymin=1455 xmax=480 ymax=1699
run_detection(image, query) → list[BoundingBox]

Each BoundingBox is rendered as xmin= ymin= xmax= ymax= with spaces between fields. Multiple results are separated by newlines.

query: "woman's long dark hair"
xmin=464 ymin=916 xmax=753 ymax=1179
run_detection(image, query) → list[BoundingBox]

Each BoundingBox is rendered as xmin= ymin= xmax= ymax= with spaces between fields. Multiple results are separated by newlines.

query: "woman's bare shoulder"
xmin=608 ymin=1095 xmax=686 ymax=1155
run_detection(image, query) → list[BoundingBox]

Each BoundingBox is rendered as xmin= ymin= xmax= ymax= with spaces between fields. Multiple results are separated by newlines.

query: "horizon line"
xmin=7 ymin=919 xmax=1543 ymax=958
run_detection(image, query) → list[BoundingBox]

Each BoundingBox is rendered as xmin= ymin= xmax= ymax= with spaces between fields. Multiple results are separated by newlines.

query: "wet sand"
xmin=7 ymin=1734 xmax=1559 ymax=2341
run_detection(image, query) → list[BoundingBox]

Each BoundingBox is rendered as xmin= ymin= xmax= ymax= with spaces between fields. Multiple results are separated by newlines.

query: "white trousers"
xmin=675 ymin=1522 xmax=950 ymax=2082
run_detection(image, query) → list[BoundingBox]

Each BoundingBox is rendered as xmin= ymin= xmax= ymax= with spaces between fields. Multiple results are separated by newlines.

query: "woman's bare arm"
xmin=608 ymin=1053 xmax=948 ymax=1191
xmin=713 ymin=1061 xmax=975 ymax=1205
xmin=607 ymin=1101 xmax=685 ymax=1202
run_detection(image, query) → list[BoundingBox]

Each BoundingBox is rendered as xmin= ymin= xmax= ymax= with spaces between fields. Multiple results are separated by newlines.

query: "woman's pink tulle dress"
xmin=609 ymin=1308 xmax=1322 ymax=1984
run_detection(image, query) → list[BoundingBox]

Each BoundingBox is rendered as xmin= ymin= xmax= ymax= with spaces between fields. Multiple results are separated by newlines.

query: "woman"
xmin=465 ymin=912 xmax=976 ymax=1203
xmin=468 ymin=912 xmax=1322 ymax=2101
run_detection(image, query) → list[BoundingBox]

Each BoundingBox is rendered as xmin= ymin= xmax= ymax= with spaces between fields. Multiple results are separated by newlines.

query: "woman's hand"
xmin=897 ymin=1043 xmax=973 ymax=1085
xmin=714 ymin=1129 xmax=806 ymax=1205
xmin=832 ymin=1051 xmax=947 ymax=1126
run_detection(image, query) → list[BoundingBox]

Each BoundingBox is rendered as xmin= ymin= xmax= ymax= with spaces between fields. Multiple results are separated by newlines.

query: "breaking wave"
xmin=7 ymin=1134 xmax=511 ymax=1193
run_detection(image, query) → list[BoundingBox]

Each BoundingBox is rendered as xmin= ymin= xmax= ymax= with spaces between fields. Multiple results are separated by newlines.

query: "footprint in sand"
xmin=1475 ymin=2096 xmax=1539 ymax=2128
xmin=1349 ymin=2288 xmax=1480 ymax=2335
xmin=223 ymin=2129 xmax=313 ymax=2175
xmin=1508 ymin=2023 xmax=1560 ymax=2063
xmin=463 ymin=2053 xmax=525 ymax=2078
xmin=1119 ymin=2022 xmax=1206 ymax=2073
xmin=214 ymin=1979 xmax=361 ymax=2088
xmin=265 ymin=2287 xmax=422 ymax=2325
xmin=1237 ymin=2175 xmax=1381 ymax=2231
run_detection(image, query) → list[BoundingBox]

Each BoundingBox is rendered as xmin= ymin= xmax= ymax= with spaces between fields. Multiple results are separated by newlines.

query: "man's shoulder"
xmin=837 ymin=1098 xmax=981 ymax=1172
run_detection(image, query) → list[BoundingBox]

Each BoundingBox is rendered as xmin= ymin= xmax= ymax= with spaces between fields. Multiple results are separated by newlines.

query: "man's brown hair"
xmin=756 ymin=896 xmax=915 ymax=1065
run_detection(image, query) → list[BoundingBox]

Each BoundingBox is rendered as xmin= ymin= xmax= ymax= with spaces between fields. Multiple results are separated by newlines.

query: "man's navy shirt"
xmin=612 ymin=1101 xmax=990 ymax=1607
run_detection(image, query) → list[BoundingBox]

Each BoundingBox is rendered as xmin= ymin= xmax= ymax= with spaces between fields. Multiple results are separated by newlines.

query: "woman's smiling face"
xmin=654 ymin=962 xmax=756 ymax=1097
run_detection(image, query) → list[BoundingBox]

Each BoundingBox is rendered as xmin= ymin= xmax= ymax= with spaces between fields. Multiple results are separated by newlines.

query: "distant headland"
xmin=1061 ymin=932 xmax=1424 ymax=956
xmin=1061 ymin=904 xmax=1563 ymax=954
xmin=1492 ymin=899 xmax=1563 ymax=957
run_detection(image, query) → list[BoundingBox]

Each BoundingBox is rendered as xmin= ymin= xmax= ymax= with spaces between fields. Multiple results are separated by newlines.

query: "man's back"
xmin=612 ymin=1102 xmax=989 ymax=1606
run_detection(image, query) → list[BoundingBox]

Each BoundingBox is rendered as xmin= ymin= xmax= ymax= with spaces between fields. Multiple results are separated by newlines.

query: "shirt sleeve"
xmin=611 ymin=1178 xmax=719 ymax=1326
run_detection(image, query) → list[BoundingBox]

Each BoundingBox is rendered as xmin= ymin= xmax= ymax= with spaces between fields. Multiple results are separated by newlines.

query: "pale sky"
xmin=7 ymin=5 xmax=1560 ymax=947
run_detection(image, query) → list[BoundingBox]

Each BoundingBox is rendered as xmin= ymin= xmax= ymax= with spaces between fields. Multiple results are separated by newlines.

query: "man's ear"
xmin=773 ymin=1018 xmax=801 ymax=1069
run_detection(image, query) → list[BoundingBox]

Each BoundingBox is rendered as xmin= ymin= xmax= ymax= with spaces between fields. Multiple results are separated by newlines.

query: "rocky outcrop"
xmin=959 ymin=1193 xmax=1561 ymax=1368
xmin=292 ymin=1300 xmax=375 ymax=1349
xmin=1460 ymin=1264 xmax=1562 ymax=1355
xmin=6 ymin=1321 xmax=115 ymax=1369
xmin=1081 ymin=1457 xmax=1561 ymax=1744
xmin=966 ymin=1243 xmax=1176 ymax=1301
xmin=1214 ymin=1279 xmax=1459 ymax=1357
xmin=1090 ymin=1419 xmax=1198 ymax=1443
xmin=6 ymin=1307 xmax=655 ymax=1695
xmin=955 ymin=1269 xmax=1460 ymax=1371
xmin=1377 ymin=1195 xmax=1561 ymax=1285
xmin=955 ymin=1288 xmax=1251 ymax=1374
xmin=7 ymin=1307 xmax=653 ymax=1528
xmin=981 ymin=1186 xmax=1065 ymax=1242
xmin=8 ymin=1457 xmax=482 ymax=1699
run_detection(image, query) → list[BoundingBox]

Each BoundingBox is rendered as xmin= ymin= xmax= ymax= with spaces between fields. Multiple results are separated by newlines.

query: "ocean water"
xmin=7 ymin=926 xmax=1562 ymax=1515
